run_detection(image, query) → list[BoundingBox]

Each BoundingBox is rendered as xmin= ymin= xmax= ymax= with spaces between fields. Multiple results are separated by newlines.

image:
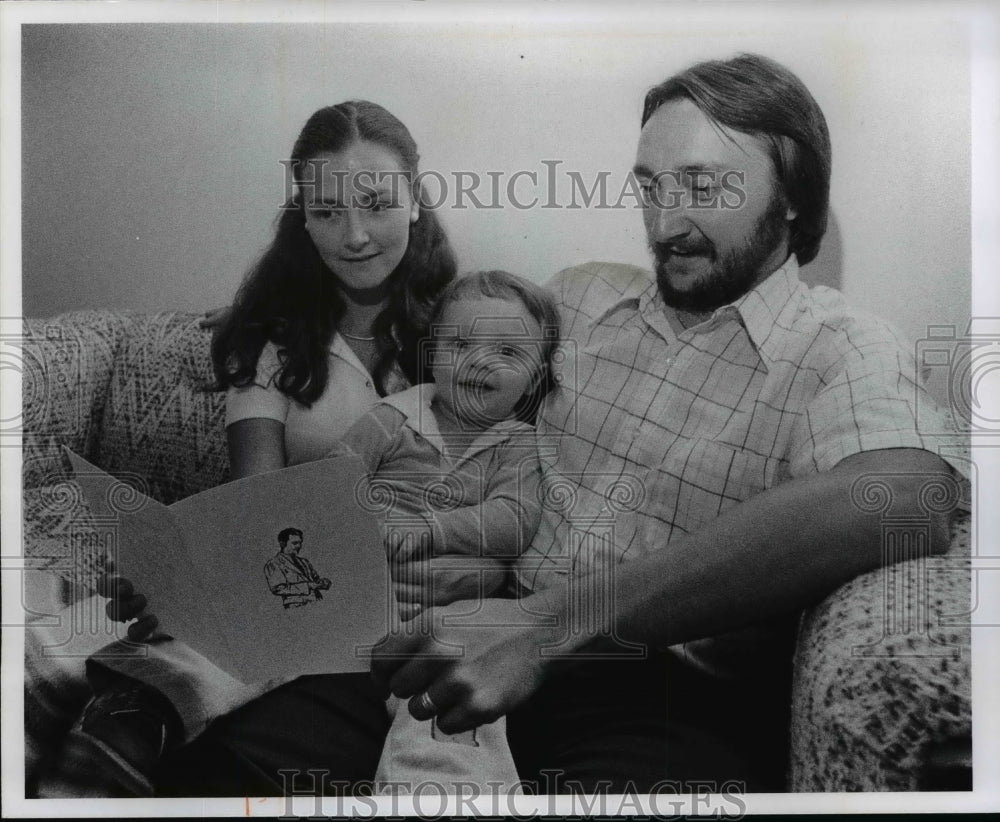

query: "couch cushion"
xmin=98 ymin=313 xmax=229 ymax=504
xmin=789 ymin=512 xmax=972 ymax=790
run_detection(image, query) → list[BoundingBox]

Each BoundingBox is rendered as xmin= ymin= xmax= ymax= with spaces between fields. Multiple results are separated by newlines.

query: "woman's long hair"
xmin=212 ymin=101 xmax=456 ymax=403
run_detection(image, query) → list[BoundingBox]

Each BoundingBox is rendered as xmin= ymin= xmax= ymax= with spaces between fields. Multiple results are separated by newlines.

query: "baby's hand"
xmin=391 ymin=555 xmax=509 ymax=618
xmin=97 ymin=569 xmax=159 ymax=642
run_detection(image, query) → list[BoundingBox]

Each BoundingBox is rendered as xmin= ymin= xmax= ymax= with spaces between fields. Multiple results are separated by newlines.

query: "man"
xmin=370 ymin=53 xmax=962 ymax=791
xmin=156 ymin=53 xmax=961 ymax=795
xmin=264 ymin=528 xmax=331 ymax=609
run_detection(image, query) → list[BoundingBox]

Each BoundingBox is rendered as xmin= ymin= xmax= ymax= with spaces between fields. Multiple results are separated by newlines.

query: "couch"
xmin=18 ymin=309 xmax=973 ymax=794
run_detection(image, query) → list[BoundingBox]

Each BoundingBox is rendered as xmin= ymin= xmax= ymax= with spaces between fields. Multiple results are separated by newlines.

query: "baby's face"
xmin=431 ymin=297 xmax=544 ymax=430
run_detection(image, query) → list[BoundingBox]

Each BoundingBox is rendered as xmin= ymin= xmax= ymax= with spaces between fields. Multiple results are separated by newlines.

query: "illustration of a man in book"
xmin=264 ymin=528 xmax=332 ymax=609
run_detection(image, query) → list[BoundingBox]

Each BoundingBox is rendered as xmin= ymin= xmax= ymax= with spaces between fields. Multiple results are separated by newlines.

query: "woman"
xmin=85 ymin=102 xmax=505 ymax=796
xmin=214 ymin=100 xmax=454 ymax=478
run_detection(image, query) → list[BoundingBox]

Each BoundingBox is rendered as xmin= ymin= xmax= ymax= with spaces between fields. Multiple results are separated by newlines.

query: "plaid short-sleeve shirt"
xmin=518 ymin=259 xmax=958 ymax=663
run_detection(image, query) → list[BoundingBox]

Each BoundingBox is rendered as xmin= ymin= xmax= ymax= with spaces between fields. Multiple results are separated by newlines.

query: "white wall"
xmin=18 ymin=6 xmax=972 ymax=395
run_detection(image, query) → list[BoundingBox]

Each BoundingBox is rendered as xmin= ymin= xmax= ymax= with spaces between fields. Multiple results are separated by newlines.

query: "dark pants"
xmin=154 ymin=652 xmax=790 ymax=797
xmin=509 ymin=652 xmax=789 ymax=794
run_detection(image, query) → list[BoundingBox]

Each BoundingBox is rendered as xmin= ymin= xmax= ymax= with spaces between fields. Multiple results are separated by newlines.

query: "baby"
xmin=327 ymin=270 xmax=560 ymax=792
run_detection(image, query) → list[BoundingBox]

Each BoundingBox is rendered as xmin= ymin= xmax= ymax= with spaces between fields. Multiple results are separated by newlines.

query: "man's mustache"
xmin=651 ymin=239 xmax=715 ymax=259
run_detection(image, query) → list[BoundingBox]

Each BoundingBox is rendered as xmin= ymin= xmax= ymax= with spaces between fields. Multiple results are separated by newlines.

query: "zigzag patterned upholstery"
xmin=22 ymin=311 xmax=228 ymax=589
xmin=99 ymin=313 xmax=228 ymax=504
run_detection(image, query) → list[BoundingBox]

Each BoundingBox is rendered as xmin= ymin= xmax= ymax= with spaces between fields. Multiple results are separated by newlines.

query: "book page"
xmin=65 ymin=449 xmax=219 ymax=646
xmin=66 ymin=449 xmax=391 ymax=683
xmin=166 ymin=456 xmax=391 ymax=683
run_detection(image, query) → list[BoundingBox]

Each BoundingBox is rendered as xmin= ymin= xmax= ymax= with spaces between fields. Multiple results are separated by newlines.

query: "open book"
xmin=65 ymin=449 xmax=391 ymax=683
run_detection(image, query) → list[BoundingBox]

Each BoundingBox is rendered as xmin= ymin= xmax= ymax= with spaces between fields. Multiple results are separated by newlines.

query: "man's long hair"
xmin=642 ymin=53 xmax=832 ymax=265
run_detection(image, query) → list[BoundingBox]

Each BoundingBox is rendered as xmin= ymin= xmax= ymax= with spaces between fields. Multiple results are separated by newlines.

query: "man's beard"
xmin=652 ymin=194 xmax=789 ymax=313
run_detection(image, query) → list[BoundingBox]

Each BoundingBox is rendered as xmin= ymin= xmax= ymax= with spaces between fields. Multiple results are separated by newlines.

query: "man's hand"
xmin=317 ymin=577 xmax=332 ymax=591
xmin=371 ymin=594 xmax=567 ymax=733
xmin=392 ymin=556 xmax=509 ymax=621
xmin=96 ymin=569 xmax=159 ymax=642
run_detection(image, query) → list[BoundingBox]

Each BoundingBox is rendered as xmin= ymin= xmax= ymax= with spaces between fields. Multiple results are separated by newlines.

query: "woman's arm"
xmin=225 ymin=342 xmax=290 ymax=480
xmin=227 ymin=418 xmax=287 ymax=480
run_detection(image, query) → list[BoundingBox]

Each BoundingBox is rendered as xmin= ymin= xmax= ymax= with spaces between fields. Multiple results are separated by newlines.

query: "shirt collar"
xmin=331 ymin=332 xmax=371 ymax=379
xmin=630 ymin=256 xmax=803 ymax=367
xmin=587 ymin=272 xmax=654 ymax=327
xmin=584 ymin=273 xmax=680 ymax=345
xmin=332 ymin=332 xmax=411 ymax=392
xmin=381 ymin=384 xmax=528 ymax=463
xmin=728 ymin=256 xmax=803 ymax=366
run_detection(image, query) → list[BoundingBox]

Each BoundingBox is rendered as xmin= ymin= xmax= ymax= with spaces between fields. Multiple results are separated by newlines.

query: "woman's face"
xmin=301 ymin=141 xmax=419 ymax=297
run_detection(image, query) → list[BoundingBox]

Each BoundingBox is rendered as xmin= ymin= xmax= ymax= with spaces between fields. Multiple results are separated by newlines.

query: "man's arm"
xmin=300 ymin=557 xmax=331 ymax=591
xmin=265 ymin=557 xmax=314 ymax=597
xmin=371 ymin=447 xmax=957 ymax=732
xmin=300 ymin=557 xmax=321 ymax=584
xmin=264 ymin=558 xmax=292 ymax=595
xmin=581 ymin=446 xmax=953 ymax=650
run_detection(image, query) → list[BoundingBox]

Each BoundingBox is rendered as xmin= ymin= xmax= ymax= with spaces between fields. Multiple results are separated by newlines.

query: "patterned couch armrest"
xmin=20 ymin=312 xmax=230 ymax=795
xmin=20 ymin=312 xmax=138 ymax=789
xmin=97 ymin=312 xmax=228 ymax=503
xmin=22 ymin=311 xmax=227 ymax=602
xmin=789 ymin=512 xmax=972 ymax=791
xmin=21 ymin=312 xmax=138 ymax=606
xmin=21 ymin=311 xmax=136 ymax=490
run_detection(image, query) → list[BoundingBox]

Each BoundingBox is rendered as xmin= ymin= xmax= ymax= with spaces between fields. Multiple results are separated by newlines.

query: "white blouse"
xmin=225 ymin=334 xmax=409 ymax=466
